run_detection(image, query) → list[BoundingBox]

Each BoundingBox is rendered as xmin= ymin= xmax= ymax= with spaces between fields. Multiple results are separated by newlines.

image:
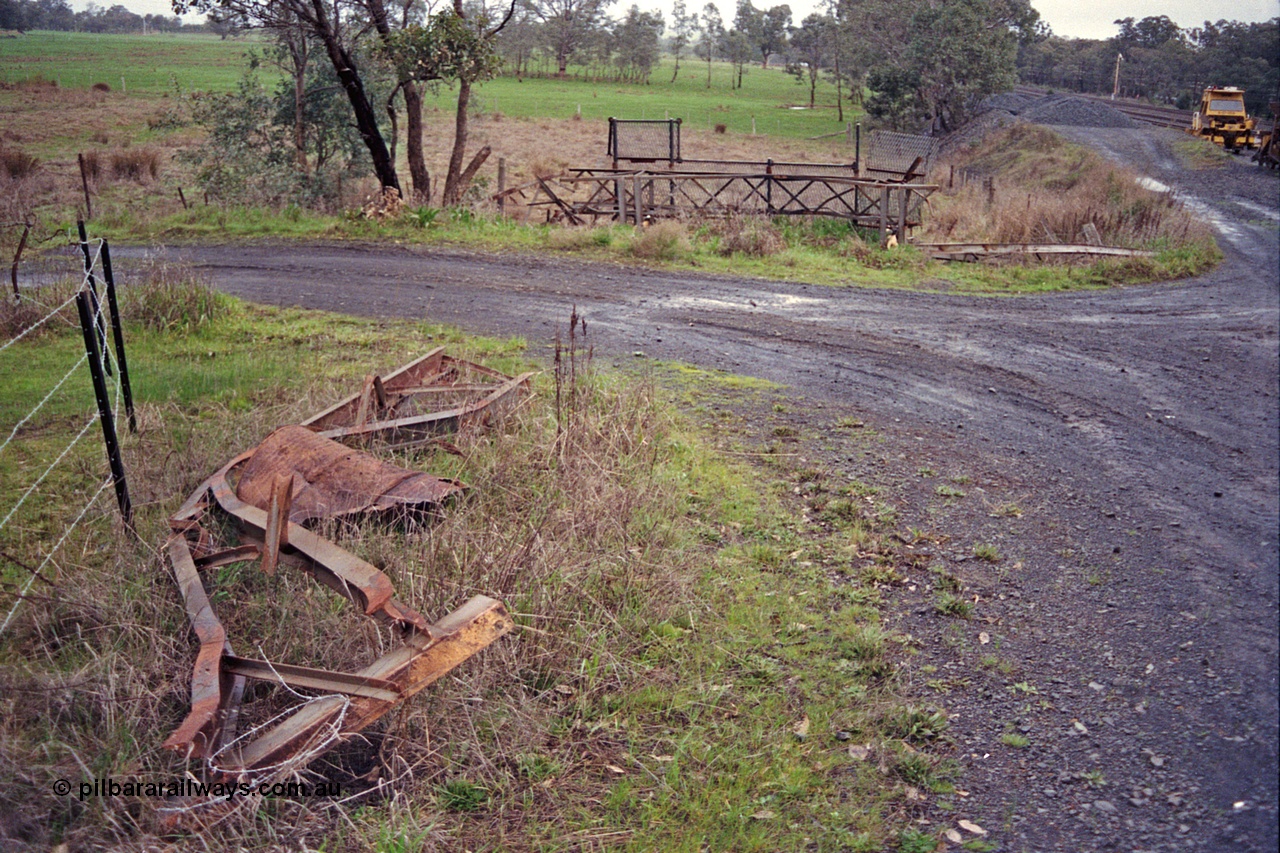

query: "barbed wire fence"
xmin=0 ymin=224 xmax=136 ymax=638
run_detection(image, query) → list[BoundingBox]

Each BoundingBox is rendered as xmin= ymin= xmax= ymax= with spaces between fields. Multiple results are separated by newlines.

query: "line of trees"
xmin=495 ymin=1 xmax=665 ymax=83
xmin=0 ymin=0 xmax=201 ymax=33
xmin=616 ymin=0 xmax=1039 ymax=132
xmin=1017 ymin=16 xmax=1279 ymax=114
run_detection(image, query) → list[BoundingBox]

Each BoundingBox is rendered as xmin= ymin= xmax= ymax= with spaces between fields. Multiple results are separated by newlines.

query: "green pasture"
xmin=438 ymin=58 xmax=856 ymax=141
xmin=0 ymin=30 xmax=264 ymax=95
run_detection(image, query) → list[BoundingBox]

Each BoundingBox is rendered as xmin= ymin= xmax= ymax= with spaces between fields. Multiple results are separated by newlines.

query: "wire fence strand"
xmin=0 ymin=352 xmax=90 ymax=459
xmin=0 ymin=287 xmax=83 ymax=357
xmin=0 ymin=472 xmax=114 ymax=637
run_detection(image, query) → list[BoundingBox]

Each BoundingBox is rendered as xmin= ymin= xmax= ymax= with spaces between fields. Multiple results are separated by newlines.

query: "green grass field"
xmin=0 ymin=30 xmax=265 ymax=95
xmin=440 ymin=58 xmax=854 ymax=141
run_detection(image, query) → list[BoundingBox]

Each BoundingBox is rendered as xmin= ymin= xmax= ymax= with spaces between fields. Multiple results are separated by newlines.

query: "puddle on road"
xmin=1231 ymin=199 xmax=1280 ymax=223
xmin=664 ymin=293 xmax=828 ymax=313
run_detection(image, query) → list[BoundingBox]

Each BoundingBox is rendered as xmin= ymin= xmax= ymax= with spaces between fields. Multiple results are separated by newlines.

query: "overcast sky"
xmin=81 ymin=0 xmax=1279 ymax=42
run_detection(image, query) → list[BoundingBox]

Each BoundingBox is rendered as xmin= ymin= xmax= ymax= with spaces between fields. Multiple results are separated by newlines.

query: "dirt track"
xmin=146 ymin=127 xmax=1277 ymax=850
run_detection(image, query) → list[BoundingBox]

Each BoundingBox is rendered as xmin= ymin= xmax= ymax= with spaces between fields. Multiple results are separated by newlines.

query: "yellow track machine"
xmin=1189 ymin=87 xmax=1260 ymax=152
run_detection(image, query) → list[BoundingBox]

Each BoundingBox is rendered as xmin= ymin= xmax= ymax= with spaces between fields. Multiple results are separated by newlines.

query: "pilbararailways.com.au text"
xmin=54 ymin=777 xmax=343 ymax=802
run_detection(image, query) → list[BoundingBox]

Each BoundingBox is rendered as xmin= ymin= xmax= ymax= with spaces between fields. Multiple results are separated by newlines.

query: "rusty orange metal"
xmin=236 ymin=425 xmax=465 ymax=524
xmin=304 ymin=346 xmax=534 ymax=446
xmin=163 ymin=352 xmax=525 ymax=777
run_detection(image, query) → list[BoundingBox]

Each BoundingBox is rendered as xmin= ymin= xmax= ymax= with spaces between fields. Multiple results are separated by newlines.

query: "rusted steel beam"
xmin=208 ymin=468 xmax=434 ymax=633
xmin=222 ymin=656 xmax=403 ymax=702
xmin=260 ymin=474 xmax=293 ymax=576
xmin=218 ymin=596 xmax=513 ymax=777
xmin=313 ymin=372 xmax=533 ymax=448
xmin=194 ymin=544 xmax=261 ymax=570
xmin=162 ymin=535 xmax=242 ymax=759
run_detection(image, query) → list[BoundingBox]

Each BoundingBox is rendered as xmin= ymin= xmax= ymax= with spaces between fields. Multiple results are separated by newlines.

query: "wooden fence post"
xmin=879 ymin=184 xmax=890 ymax=246
xmin=497 ymin=158 xmax=506 ymax=215
xmin=77 ymin=153 xmax=93 ymax=220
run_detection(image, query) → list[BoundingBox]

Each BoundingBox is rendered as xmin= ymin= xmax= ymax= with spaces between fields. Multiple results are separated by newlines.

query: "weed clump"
xmin=109 ymin=146 xmax=161 ymax=182
xmin=118 ymin=259 xmax=229 ymax=332
xmin=629 ymin=220 xmax=690 ymax=260
xmin=0 ymin=148 xmax=39 ymax=180
xmin=713 ymin=214 xmax=785 ymax=257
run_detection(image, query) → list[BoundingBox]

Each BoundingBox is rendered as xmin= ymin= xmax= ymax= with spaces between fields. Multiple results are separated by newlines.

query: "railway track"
xmin=1012 ymin=85 xmax=1274 ymax=136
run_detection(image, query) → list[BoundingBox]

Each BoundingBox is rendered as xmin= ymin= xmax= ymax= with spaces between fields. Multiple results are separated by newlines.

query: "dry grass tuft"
xmin=0 ymin=148 xmax=39 ymax=180
xmin=117 ymin=258 xmax=228 ymax=332
xmin=713 ymin=214 xmax=786 ymax=257
xmin=629 ymin=219 xmax=690 ymax=259
xmin=79 ymin=149 xmax=101 ymax=183
xmin=546 ymin=225 xmax=601 ymax=250
xmin=0 ymin=276 xmax=81 ymax=340
xmin=527 ymin=155 xmax=569 ymax=180
xmin=108 ymin=146 xmax=161 ymax=183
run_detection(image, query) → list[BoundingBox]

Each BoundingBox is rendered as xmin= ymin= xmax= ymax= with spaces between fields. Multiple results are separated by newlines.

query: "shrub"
xmin=109 ymin=147 xmax=161 ymax=182
xmin=714 ymin=215 xmax=785 ymax=257
xmin=629 ymin=220 xmax=690 ymax=260
xmin=0 ymin=149 xmax=39 ymax=180
xmin=80 ymin=149 xmax=101 ymax=183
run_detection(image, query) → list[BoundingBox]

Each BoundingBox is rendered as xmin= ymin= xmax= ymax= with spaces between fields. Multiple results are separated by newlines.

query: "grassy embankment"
xmin=1 ymin=266 xmax=962 ymax=852
xmin=1 ymin=31 xmax=1219 ymax=294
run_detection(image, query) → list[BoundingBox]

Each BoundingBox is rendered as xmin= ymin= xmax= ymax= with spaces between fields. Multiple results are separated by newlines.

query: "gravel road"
xmin=140 ymin=124 xmax=1278 ymax=851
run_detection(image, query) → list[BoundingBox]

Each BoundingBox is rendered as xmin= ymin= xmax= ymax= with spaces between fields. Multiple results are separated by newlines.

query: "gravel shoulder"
xmin=134 ymin=122 xmax=1279 ymax=851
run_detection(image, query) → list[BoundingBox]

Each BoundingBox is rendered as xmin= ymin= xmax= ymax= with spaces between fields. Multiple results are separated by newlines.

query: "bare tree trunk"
xmin=442 ymin=77 xmax=472 ymax=206
xmin=386 ymin=86 xmax=399 ymax=165
xmin=834 ymin=50 xmax=843 ymax=123
xmin=366 ymin=0 xmax=427 ymax=201
xmin=310 ymin=0 xmax=399 ymax=192
xmin=404 ymin=81 xmax=430 ymax=203
xmin=294 ymin=59 xmax=308 ymax=172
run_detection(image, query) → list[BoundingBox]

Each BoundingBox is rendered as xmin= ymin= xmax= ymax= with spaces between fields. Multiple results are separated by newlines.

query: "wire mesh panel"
xmin=863 ymin=131 xmax=937 ymax=179
xmin=608 ymin=118 xmax=681 ymax=164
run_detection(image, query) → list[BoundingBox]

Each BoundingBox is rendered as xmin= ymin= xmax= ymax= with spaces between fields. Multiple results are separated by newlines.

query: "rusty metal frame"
xmin=163 ymin=352 xmax=525 ymax=779
xmin=304 ymin=347 xmax=534 ymax=448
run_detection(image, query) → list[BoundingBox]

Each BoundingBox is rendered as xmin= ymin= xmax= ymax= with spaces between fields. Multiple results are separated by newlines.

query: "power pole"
xmin=1111 ymin=53 xmax=1124 ymax=100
